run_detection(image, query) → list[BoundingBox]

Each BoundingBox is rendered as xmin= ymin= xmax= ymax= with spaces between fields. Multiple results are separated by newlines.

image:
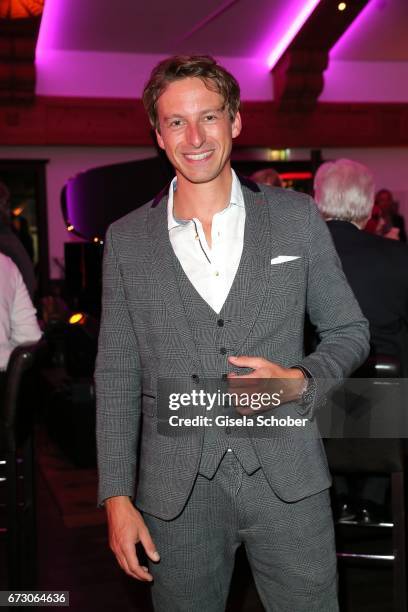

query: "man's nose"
xmin=186 ymin=122 xmax=205 ymax=148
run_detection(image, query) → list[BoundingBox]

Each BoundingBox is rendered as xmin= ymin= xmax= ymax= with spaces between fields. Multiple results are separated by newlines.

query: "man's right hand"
xmin=105 ymin=495 xmax=160 ymax=581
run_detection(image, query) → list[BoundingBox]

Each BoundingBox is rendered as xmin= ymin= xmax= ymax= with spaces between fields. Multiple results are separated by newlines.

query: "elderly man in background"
xmin=314 ymin=158 xmax=408 ymax=521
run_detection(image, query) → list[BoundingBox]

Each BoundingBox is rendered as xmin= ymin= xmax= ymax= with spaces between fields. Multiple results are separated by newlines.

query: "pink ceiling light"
xmin=330 ymin=0 xmax=377 ymax=58
xmin=36 ymin=0 xmax=66 ymax=56
xmin=266 ymin=0 xmax=322 ymax=69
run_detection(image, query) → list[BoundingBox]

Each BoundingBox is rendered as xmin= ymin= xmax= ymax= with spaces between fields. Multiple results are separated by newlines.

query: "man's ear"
xmin=231 ymin=111 xmax=242 ymax=139
xmin=155 ymin=128 xmax=165 ymax=150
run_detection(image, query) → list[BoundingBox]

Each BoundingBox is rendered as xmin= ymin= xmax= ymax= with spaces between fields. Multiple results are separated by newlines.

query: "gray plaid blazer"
xmin=95 ymin=177 xmax=369 ymax=518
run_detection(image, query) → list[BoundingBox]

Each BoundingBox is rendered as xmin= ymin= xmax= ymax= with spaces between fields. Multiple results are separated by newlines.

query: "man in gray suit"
xmin=96 ymin=55 xmax=369 ymax=611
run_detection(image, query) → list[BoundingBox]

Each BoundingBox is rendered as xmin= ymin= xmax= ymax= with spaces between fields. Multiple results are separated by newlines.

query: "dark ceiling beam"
xmin=272 ymin=0 xmax=370 ymax=112
xmin=0 ymin=16 xmax=42 ymax=105
xmin=1 ymin=97 xmax=408 ymax=147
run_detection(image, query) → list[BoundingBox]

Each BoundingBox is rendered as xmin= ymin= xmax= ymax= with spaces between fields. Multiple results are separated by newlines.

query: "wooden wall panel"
xmin=0 ymin=17 xmax=41 ymax=104
xmin=1 ymin=96 xmax=408 ymax=147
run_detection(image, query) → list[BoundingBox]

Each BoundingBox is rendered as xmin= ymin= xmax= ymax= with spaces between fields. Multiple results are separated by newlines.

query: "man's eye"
xmin=169 ymin=119 xmax=183 ymax=128
xmin=204 ymin=114 xmax=217 ymax=121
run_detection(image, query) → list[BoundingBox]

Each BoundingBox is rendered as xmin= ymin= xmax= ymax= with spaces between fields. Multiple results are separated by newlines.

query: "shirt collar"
xmin=167 ymin=169 xmax=244 ymax=231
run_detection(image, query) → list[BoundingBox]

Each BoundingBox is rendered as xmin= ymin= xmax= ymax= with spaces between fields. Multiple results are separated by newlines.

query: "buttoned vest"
xmin=172 ymin=253 xmax=260 ymax=478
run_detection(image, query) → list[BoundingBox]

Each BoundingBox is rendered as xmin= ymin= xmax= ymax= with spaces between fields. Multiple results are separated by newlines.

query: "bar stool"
xmin=324 ymin=356 xmax=407 ymax=612
xmin=0 ymin=341 xmax=42 ymax=589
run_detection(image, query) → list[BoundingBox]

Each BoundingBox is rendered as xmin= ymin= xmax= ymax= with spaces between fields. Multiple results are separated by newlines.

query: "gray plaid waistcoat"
xmin=173 ymin=253 xmax=260 ymax=478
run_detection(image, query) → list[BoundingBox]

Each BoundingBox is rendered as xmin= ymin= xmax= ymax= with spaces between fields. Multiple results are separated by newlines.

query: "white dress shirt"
xmin=0 ymin=253 xmax=42 ymax=371
xmin=168 ymin=169 xmax=245 ymax=314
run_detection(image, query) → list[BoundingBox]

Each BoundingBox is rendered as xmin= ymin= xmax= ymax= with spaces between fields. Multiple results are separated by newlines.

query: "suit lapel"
xmin=145 ymin=177 xmax=280 ymax=360
xmin=232 ymin=182 xmax=273 ymax=352
xmin=146 ymin=192 xmax=201 ymax=362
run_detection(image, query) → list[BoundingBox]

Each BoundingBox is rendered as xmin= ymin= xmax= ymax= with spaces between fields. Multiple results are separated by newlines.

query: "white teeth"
xmin=185 ymin=152 xmax=212 ymax=161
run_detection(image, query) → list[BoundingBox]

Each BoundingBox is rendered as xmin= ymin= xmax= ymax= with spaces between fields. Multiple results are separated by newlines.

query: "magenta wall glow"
xmin=330 ymin=0 xmax=378 ymax=59
xmin=36 ymin=0 xmax=322 ymax=96
xmin=265 ymin=0 xmax=321 ymax=68
xmin=36 ymin=0 xmax=68 ymax=57
xmin=321 ymin=60 xmax=408 ymax=102
xmin=35 ymin=0 xmax=407 ymax=103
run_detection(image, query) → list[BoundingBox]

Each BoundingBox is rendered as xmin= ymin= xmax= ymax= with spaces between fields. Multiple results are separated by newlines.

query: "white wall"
xmin=321 ymin=61 xmax=408 ymax=102
xmin=36 ymin=51 xmax=274 ymax=102
xmin=1 ymin=145 xmax=407 ymax=279
xmin=36 ymin=51 xmax=408 ymax=103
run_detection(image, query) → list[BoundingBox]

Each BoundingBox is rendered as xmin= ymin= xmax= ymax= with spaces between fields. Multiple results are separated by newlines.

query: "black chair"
xmin=324 ymin=356 xmax=407 ymax=612
xmin=0 ymin=341 xmax=43 ymax=589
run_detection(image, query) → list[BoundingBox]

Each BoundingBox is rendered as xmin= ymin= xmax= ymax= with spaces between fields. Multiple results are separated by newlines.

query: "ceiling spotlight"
xmin=67 ymin=224 xmax=74 ymax=232
xmin=338 ymin=2 xmax=346 ymax=10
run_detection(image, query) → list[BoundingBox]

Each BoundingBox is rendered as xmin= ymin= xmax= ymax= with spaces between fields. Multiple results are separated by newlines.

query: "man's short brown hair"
xmin=142 ymin=55 xmax=241 ymax=131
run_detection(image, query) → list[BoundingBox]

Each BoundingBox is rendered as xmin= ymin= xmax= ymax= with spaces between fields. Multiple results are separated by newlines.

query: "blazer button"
xmin=220 ymin=347 xmax=227 ymax=355
xmin=191 ymin=374 xmax=200 ymax=382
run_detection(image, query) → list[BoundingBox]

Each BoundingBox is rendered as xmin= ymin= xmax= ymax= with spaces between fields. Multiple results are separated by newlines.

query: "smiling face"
xmin=155 ymin=77 xmax=241 ymax=187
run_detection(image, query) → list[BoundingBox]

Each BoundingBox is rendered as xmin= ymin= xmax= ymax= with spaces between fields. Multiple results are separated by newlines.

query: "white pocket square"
xmin=271 ymin=255 xmax=301 ymax=265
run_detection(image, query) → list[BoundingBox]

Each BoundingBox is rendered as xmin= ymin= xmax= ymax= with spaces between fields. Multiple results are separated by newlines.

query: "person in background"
xmin=365 ymin=203 xmax=400 ymax=240
xmin=314 ymin=158 xmax=408 ymax=521
xmin=0 ymin=181 xmax=36 ymax=299
xmin=375 ymin=188 xmax=407 ymax=242
xmin=365 ymin=204 xmax=386 ymax=236
xmin=249 ymin=166 xmax=283 ymax=187
xmin=0 ymin=253 xmax=42 ymax=384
